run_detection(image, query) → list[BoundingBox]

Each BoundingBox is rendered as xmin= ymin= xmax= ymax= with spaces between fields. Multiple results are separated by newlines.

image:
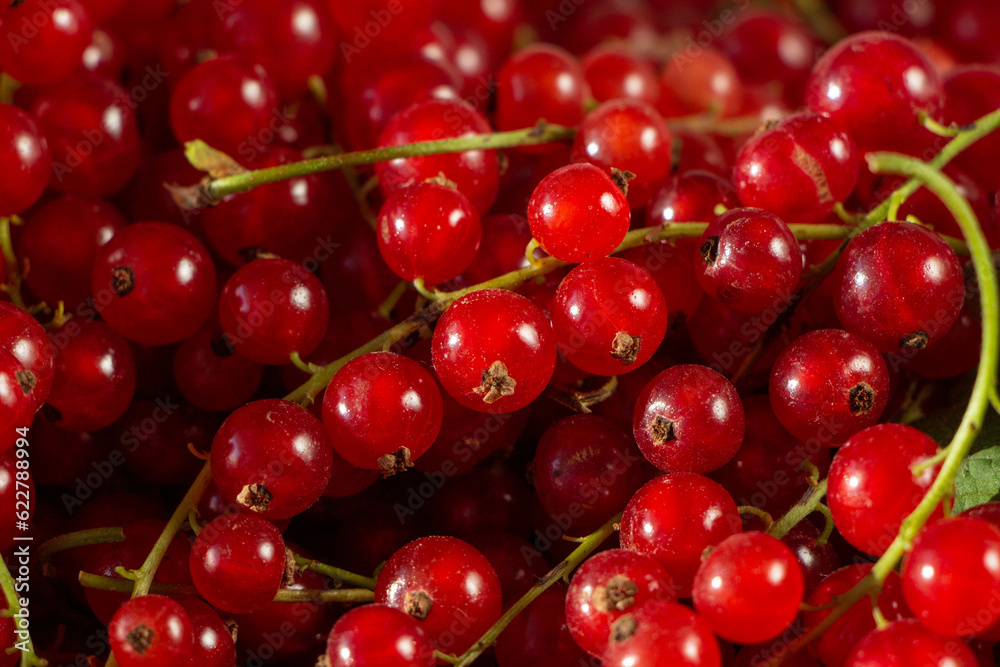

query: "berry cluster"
xmin=1 ymin=1 xmax=999 ymax=667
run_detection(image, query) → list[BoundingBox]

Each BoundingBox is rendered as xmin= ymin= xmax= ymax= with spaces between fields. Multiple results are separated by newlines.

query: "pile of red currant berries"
xmin=2 ymin=0 xmax=1000 ymax=665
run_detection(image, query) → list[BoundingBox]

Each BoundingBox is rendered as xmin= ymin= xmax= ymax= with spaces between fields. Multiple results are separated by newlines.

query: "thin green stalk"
xmin=452 ymin=513 xmax=621 ymax=667
xmin=768 ymin=479 xmax=828 ymax=540
xmin=38 ymin=527 xmax=125 ymax=565
xmin=0 ymin=556 xmax=45 ymax=666
xmin=293 ymin=555 xmax=376 ymax=591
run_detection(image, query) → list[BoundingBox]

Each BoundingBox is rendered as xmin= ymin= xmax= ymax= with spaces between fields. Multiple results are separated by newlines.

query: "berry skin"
xmin=533 ymin=415 xmax=646 ymax=536
xmin=175 ymin=597 xmax=237 ymax=667
xmin=633 ymin=365 xmax=745 ymax=475
xmin=581 ymin=46 xmax=660 ymax=106
xmin=107 ymin=595 xmax=194 ymax=667
xmin=835 ymin=222 xmax=964 ymax=353
xmin=696 ymin=207 xmax=803 ymax=314
xmin=901 ymin=517 xmax=1000 ymax=638
xmin=323 ymin=352 xmax=443 ymax=474
xmin=827 ymin=424 xmax=942 ymax=556
xmin=844 ymin=619 xmax=978 ymax=667
xmin=0 ymin=104 xmax=51 ymax=217
xmin=432 ymin=289 xmax=556 ymax=414
xmin=620 ymin=473 xmax=742 ymax=597
xmin=805 ymin=32 xmax=943 ymax=153
xmin=172 ymin=326 xmax=263 ymax=413
xmin=218 ymin=258 xmax=330 ymax=366
xmin=602 ymin=600 xmax=722 ymax=667
xmin=527 ymin=163 xmax=631 ymax=263
xmin=91 ymin=222 xmax=217 ymax=346
xmin=692 ymin=531 xmax=804 ymax=644
xmin=496 ymin=44 xmax=589 ymax=136
xmin=495 ymin=585 xmax=591 ymax=667
xmin=189 ymin=513 xmax=286 ymax=614
xmin=0 ymin=0 xmax=93 ymax=86
xmin=659 ymin=46 xmax=742 ymax=118
xmin=551 ymin=258 xmax=667 ymax=376
xmin=565 ymin=549 xmax=676 ymax=658
xmin=211 ymin=399 xmax=333 ymax=519
xmin=326 ymin=604 xmax=435 ymax=667
xmin=769 ymin=329 xmax=890 ymax=444
xmin=376 ymin=180 xmax=482 ymax=286
xmin=570 ymin=99 xmax=673 ymax=208
xmin=733 ymin=111 xmax=859 ymax=224
xmin=0 ymin=302 xmax=54 ymax=413
xmin=375 ymin=536 xmax=503 ymax=656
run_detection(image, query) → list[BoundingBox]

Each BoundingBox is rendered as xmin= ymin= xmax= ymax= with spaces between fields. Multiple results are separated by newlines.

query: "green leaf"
xmin=183 ymin=140 xmax=246 ymax=179
xmin=953 ymin=446 xmax=1000 ymax=513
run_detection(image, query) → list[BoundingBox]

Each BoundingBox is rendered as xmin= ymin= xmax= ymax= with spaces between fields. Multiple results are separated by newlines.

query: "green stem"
xmin=0 ymin=555 xmax=45 ymax=666
xmin=293 ymin=555 xmax=376 ymax=591
xmin=0 ymin=217 xmax=25 ymax=310
xmin=38 ymin=527 xmax=125 ymax=565
xmin=130 ymin=462 xmax=213 ymax=598
xmin=184 ymin=123 xmax=577 ymax=206
xmin=453 ymin=513 xmax=621 ymax=667
xmin=737 ymin=505 xmax=774 ymax=530
xmin=768 ymin=479 xmax=828 ymax=540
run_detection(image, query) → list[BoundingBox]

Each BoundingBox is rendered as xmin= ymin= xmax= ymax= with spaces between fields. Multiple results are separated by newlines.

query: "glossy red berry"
xmin=495 ymin=585 xmax=591 ymax=667
xmin=769 ymin=329 xmax=890 ymax=444
xmin=844 ymin=619 xmax=978 ymax=667
xmin=551 ymin=258 xmax=667 ymax=376
xmin=805 ymin=32 xmax=943 ymax=153
xmin=432 ymin=289 xmax=556 ymax=414
xmin=211 ymin=399 xmax=333 ymax=519
xmin=645 ymin=170 xmax=740 ymax=256
xmin=633 ymin=365 xmax=744 ymax=475
xmin=189 ymin=513 xmax=286 ymax=614
xmin=0 ymin=0 xmax=93 ymax=86
xmin=693 ymin=531 xmax=804 ymax=644
xmin=659 ymin=47 xmax=742 ymax=118
xmin=942 ymin=66 xmax=1000 ymax=192
xmin=169 ymin=56 xmax=280 ymax=157
xmin=175 ymin=597 xmax=237 ymax=667
xmin=570 ymin=100 xmax=673 ymax=208
xmin=696 ymin=207 xmax=803 ymax=314
xmin=602 ymin=600 xmax=722 ymax=667
xmin=734 ymin=111 xmax=858 ymax=224
xmin=375 ymin=99 xmax=499 ymax=214
xmin=618 ymin=242 xmax=703 ymax=329
xmin=835 ymin=222 xmax=964 ymax=353
xmin=323 ymin=352 xmax=442 ymax=474
xmin=326 ymin=604 xmax=435 ymax=667
xmin=565 ymin=549 xmax=675 ymax=658
xmin=108 ymin=595 xmax=194 ymax=667
xmin=496 ymin=44 xmax=588 ymax=135
xmin=173 ymin=326 xmax=263 ymax=413
xmin=375 ymin=536 xmax=502 ymax=655
xmin=218 ymin=258 xmax=330 ymax=365
xmin=527 ymin=163 xmax=631 ymax=263
xmin=91 ymin=222 xmax=217 ymax=346
xmin=620 ymin=473 xmax=742 ymax=597
xmin=901 ymin=517 xmax=1000 ymax=638
xmin=581 ymin=46 xmax=660 ymax=106
xmin=827 ymin=424 xmax=943 ymax=556
xmin=376 ymin=180 xmax=482 ymax=286
xmin=0 ymin=302 xmax=54 ymax=412
xmin=0 ymin=104 xmax=50 ymax=217
xmin=533 ymin=415 xmax=646 ymax=535
xmin=45 ymin=320 xmax=136 ymax=432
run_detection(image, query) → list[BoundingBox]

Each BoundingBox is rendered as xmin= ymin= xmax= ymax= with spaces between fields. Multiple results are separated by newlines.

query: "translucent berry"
xmin=603 ymin=600 xmax=722 ymax=667
xmin=496 ymin=44 xmax=588 ymax=135
xmin=0 ymin=104 xmax=51 ymax=217
xmin=326 ymin=604 xmax=435 ymax=667
xmin=0 ymin=0 xmax=93 ymax=86
xmin=108 ymin=595 xmax=194 ymax=667
xmin=844 ymin=619 xmax=978 ymax=667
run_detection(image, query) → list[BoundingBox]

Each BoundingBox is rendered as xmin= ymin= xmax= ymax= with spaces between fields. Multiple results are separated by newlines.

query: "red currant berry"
xmin=0 ymin=104 xmax=50 ymax=217
xmin=645 ymin=170 xmax=740 ymax=257
xmin=0 ymin=302 xmax=53 ymax=412
xmin=620 ymin=473 xmax=742 ymax=597
xmin=581 ymin=46 xmax=660 ymax=106
xmin=375 ymin=99 xmax=499 ymax=214
xmin=326 ymin=604 xmax=435 ymax=667
xmin=827 ymin=424 xmax=943 ymax=556
xmin=496 ymin=585 xmax=591 ymax=667
xmin=169 ymin=55 xmax=279 ymax=157
xmin=375 ymin=536 xmax=502 ymax=655
xmin=734 ymin=111 xmax=858 ymax=224
xmin=218 ymin=258 xmax=330 ymax=365
xmin=570 ymin=100 xmax=673 ymax=209
xmin=659 ymin=47 xmax=742 ymax=118
xmin=108 ymin=594 xmax=194 ymax=667
xmin=189 ymin=513 xmax=286 ymax=614
xmin=693 ymin=531 xmax=804 ymax=644
xmin=769 ymin=329 xmax=890 ymax=444
xmin=173 ymin=326 xmax=263 ymax=413
xmin=0 ymin=0 xmax=93 ymax=86
xmin=211 ymin=398 xmax=333 ymax=519
xmin=533 ymin=415 xmax=646 ymax=535
xmin=565 ymin=548 xmax=675 ymax=658
xmin=551 ymin=258 xmax=667 ymax=376
xmin=327 ymin=0 xmax=443 ymax=44
xmin=603 ymin=600 xmax=722 ymax=667
xmin=942 ymin=65 xmax=1000 ymax=192
xmin=696 ymin=207 xmax=803 ymax=314
xmin=432 ymin=289 xmax=556 ymax=414
xmin=844 ymin=619 xmax=978 ymax=667
xmin=527 ymin=163 xmax=631 ymax=263
xmin=805 ymin=32 xmax=943 ymax=153
xmin=901 ymin=517 xmax=1000 ymax=638
xmin=91 ymin=222 xmax=217 ymax=346
xmin=323 ymin=352 xmax=443 ymax=474
xmin=618 ymin=242 xmax=703 ymax=330
xmin=175 ymin=597 xmax=237 ymax=667
xmin=376 ymin=180 xmax=482 ymax=286
xmin=496 ymin=44 xmax=588 ymax=135
xmin=835 ymin=222 xmax=964 ymax=353
xmin=633 ymin=364 xmax=744 ymax=474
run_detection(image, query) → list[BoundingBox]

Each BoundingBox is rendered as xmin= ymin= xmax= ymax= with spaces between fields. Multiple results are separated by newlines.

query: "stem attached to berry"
xmin=293 ymin=554 xmax=376 ymax=591
xmin=767 ymin=479 xmax=828 ymax=540
xmin=38 ymin=527 xmax=125 ymax=566
xmin=450 ymin=512 xmax=622 ymax=667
